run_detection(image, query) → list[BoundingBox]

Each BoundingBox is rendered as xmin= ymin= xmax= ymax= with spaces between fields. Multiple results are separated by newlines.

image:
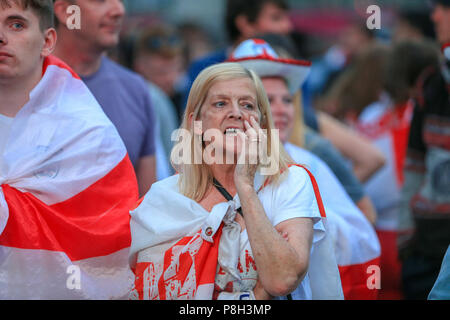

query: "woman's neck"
xmin=209 ymin=163 xmax=236 ymax=193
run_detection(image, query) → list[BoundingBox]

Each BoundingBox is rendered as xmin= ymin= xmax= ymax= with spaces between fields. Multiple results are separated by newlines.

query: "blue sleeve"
xmin=428 ymin=245 xmax=450 ymax=300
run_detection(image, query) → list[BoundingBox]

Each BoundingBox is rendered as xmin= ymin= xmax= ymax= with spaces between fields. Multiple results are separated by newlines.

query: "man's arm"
xmin=135 ymin=155 xmax=156 ymax=198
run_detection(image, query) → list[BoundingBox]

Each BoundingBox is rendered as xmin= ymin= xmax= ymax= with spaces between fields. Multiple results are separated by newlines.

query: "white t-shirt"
xmin=0 ymin=114 xmax=14 ymax=168
xmin=284 ymin=142 xmax=380 ymax=268
xmin=214 ymin=165 xmax=325 ymax=300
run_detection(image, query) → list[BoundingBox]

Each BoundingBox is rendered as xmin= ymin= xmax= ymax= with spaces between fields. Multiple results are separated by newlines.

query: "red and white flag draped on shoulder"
xmin=0 ymin=56 xmax=139 ymax=299
xmin=129 ymin=165 xmax=344 ymax=300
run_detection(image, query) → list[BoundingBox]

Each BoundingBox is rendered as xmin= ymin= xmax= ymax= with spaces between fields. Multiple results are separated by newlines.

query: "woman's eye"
xmin=214 ymin=101 xmax=225 ymax=108
xmin=243 ymin=103 xmax=254 ymax=110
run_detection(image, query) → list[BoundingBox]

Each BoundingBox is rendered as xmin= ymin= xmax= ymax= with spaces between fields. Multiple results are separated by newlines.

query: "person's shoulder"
xmin=284 ymin=142 xmax=321 ymax=164
xmin=271 ymin=164 xmax=311 ymax=194
xmin=102 ymin=57 xmax=149 ymax=91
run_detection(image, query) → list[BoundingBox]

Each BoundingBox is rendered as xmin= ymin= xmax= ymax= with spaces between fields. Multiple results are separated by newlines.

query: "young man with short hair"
xmin=53 ymin=0 xmax=157 ymax=197
xmin=0 ymin=0 xmax=138 ymax=299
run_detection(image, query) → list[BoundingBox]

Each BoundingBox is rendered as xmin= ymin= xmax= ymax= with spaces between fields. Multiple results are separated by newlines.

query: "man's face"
xmin=72 ymin=0 xmax=125 ymax=50
xmin=136 ymin=53 xmax=183 ymax=96
xmin=252 ymin=2 xmax=293 ymax=36
xmin=0 ymin=2 xmax=50 ymax=81
xmin=431 ymin=4 xmax=450 ymax=45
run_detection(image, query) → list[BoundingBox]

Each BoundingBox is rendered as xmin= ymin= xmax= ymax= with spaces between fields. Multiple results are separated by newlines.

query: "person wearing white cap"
xmin=229 ymin=38 xmax=382 ymax=299
xmin=128 ymin=62 xmax=343 ymax=300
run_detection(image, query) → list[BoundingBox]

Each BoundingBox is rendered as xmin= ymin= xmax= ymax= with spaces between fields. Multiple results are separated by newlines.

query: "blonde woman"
xmin=128 ymin=62 xmax=342 ymax=300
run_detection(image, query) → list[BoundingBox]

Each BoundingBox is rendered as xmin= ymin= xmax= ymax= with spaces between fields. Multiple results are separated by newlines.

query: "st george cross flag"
xmin=0 ymin=56 xmax=139 ymax=299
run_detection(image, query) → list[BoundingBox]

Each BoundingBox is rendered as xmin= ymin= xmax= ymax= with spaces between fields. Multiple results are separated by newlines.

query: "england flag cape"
xmin=284 ymin=143 xmax=381 ymax=299
xmin=129 ymin=165 xmax=343 ymax=300
xmin=0 ymin=56 xmax=139 ymax=299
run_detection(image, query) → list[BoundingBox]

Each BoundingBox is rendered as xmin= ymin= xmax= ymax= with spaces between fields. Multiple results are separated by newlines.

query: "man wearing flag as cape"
xmin=0 ymin=0 xmax=138 ymax=299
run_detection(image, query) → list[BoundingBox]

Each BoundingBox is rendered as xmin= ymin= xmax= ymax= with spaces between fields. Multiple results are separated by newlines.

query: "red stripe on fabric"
xmin=338 ymin=257 xmax=380 ymax=300
xmin=153 ymin=226 xmax=223 ymax=300
xmin=0 ymin=155 xmax=138 ymax=261
xmin=411 ymin=193 xmax=450 ymax=216
xmin=252 ymin=38 xmax=267 ymax=44
xmin=42 ymin=55 xmax=81 ymax=80
xmin=424 ymin=131 xmax=450 ymax=150
xmin=390 ymin=104 xmax=412 ymax=186
xmin=375 ymin=230 xmax=404 ymax=300
xmin=229 ymin=55 xmax=312 ymax=67
xmin=290 ymin=164 xmax=326 ymax=218
xmin=259 ymin=164 xmax=326 ymax=218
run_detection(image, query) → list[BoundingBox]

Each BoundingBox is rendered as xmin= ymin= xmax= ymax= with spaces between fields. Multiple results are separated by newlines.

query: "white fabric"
xmin=284 ymin=143 xmax=380 ymax=266
xmin=356 ymin=100 xmax=410 ymax=230
xmin=0 ymin=61 xmax=132 ymax=299
xmin=0 ymin=114 xmax=13 ymax=169
xmin=229 ymin=39 xmax=311 ymax=94
xmin=0 ymin=65 xmax=126 ymax=206
xmin=129 ymin=166 xmax=343 ymax=300
xmin=0 ymin=247 xmax=132 ymax=299
xmin=0 ymin=115 xmax=13 ymax=232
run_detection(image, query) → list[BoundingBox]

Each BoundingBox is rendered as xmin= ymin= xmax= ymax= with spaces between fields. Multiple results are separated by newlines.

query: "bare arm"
xmin=356 ymin=195 xmax=378 ymax=225
xmin=236 ymin=183 xmax=313 ymax=297
xmin=318 ymin=111 xmax=385 ymax=182
xmin=135 ymin=155 xmax=157 ymax=197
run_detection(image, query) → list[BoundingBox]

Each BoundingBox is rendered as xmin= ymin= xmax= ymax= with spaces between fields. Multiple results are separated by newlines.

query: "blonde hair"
xmin=287 ymin=90 xmax=305 ymax=148
xmin=175 ymin=62 xmax=294 ymax=201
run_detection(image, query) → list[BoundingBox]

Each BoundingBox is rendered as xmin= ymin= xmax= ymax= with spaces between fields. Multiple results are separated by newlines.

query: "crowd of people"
xmin=0 ymin=0 xmax=449 ymax=300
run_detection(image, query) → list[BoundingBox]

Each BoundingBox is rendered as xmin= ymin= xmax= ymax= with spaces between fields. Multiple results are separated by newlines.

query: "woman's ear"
xmin=188 ymin=112 xmax=203 ymax=136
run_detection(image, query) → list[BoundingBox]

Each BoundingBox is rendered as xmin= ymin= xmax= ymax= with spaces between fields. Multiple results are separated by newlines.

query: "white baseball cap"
xmin=227 ymin=38 xmax=311 ymax=94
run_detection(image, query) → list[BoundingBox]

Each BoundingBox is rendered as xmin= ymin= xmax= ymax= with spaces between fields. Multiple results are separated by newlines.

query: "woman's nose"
xmin=228 ymin=102 xmax=243 ymax=120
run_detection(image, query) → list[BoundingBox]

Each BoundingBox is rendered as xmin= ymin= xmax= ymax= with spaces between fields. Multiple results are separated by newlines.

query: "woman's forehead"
xmin=206 ymin=77 xmax=257 ymax=99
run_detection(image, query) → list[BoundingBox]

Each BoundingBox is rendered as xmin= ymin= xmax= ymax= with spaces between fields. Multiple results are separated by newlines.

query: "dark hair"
xmin=225 ymin=0 xmax=288 ymax=43
xmin=134 ymin=26 xmax=183 ymax=59
xmin=384 ymin=40 xmax=440 ymax=104
xmin=0 ymin=0 xmax=54 ymax=31
xmin=319 ymin=43 xmax=390 ymax=119
xmin=398 ymin=9 xmax=436 ymax=40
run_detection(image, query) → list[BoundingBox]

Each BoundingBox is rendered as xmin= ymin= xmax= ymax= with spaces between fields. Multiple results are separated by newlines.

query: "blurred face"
xmin=262 ymin=77 xmax=294 ymax=143
xmin=195 ymin=77 xmax=261 ymax=157
xmin=393 ymin=19 xmax=424 ymax=43
xmin=72 ymin=0 xmax=125 ymax=50
xmin=339 ymin=25 xmax=371 ymax=57
xmin=0 ymin=1 xmax=54 ymax=81
xmin=137 ymin=53 xmax=183 ymax=96
xmin=253 ymin=2 xmax=293 ymax=35
xmin=431 ymin=4 xmax=450 ymax=45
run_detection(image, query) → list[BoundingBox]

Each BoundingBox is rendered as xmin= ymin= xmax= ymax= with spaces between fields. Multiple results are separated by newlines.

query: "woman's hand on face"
xmin=234 ymin=116 xmax=266 ymax=189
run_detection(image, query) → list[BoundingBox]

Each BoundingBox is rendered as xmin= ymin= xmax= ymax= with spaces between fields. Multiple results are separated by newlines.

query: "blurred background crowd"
xmin=99 ymin=0 xmax=448 ymax=300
